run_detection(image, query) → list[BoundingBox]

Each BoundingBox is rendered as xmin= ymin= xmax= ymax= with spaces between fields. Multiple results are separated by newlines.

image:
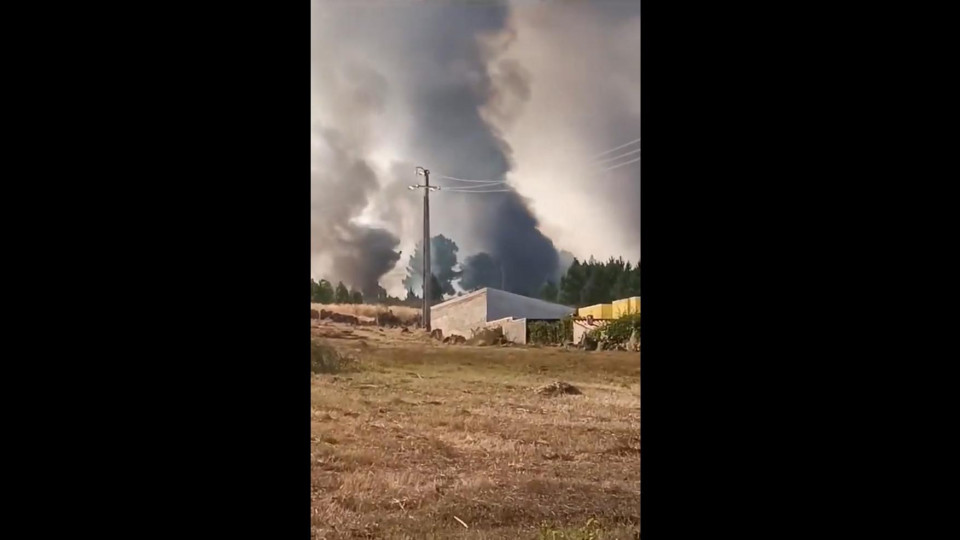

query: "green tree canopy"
xmin=349 ymin=289 xmax=363 ymax=305
xmin=311 ymin=279 xmax=334 ymax=303
xmin=334 ymin=282 xmax=350 ymax=303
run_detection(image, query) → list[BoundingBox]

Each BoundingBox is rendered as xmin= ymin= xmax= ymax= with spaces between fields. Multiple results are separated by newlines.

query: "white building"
xmin=430 ymin=287 xmax=575 ymax=344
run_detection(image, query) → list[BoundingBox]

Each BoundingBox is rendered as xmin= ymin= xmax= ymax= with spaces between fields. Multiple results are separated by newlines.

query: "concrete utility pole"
xmin=409 ymin=167 xmax=439 ymax=331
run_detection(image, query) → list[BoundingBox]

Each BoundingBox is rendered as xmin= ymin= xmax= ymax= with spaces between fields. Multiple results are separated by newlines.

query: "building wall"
xmin=573 ymin=319 xmax=608 ymax=344
xmin=500 ymin=318 xmax=528 ymax=344
xmin=483 ymin=316 xmax=528 ymax=344
xmin=430 ymin=290 xmax=488 ymax=338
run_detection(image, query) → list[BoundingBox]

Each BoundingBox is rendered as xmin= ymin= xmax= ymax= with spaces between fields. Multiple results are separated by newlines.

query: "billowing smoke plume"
xmin=311 ymin=1 xmax=640 ymax=297
xmin=460 ymin=252 xmax=502 ymax=292
xmin=477 ymin=2 xmax=642 ymax=261
xmin=310 ymin=56 xmax=401 ymax=295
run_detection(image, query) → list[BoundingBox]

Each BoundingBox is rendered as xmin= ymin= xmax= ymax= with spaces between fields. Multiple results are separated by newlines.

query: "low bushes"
xmin=588 ymin=313 xmax=640 ymax=349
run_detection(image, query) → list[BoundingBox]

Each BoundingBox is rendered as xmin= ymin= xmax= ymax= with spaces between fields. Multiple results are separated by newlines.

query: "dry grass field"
xmin=312 ymin=303 xmax=421 ymax=325
xmin=311 ymin=321 xmax=641 ymax=539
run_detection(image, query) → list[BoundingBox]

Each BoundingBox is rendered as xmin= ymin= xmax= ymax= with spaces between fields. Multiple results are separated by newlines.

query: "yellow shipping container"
xmin=613 ymin=299 xmax=630 ymax=318
xmin=613 ymin=297 xmax=641 ymax=318
xmin=578 ymin=303 xmax=613 ymax=319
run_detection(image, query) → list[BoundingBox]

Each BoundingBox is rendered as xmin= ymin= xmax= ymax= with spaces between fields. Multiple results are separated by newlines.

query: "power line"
xmin=432 ymin=134 xmax=639 ymax=191
xmin=443 ymin=188 xmax=514 ymax=193
xmin=446 ymin=190 xmax=513 ymax=194
xmin=438 ymin=182 xmax=510 ymax=191
xmin=592 ymin=146 xmax=641 ymax=165
xmin=436 ymin=174 xmax=505 ymax=184
xmin=599 ymin=155 xmax=641 ymax=172
xmin=590 ymin=137 xmax=641 ymax=159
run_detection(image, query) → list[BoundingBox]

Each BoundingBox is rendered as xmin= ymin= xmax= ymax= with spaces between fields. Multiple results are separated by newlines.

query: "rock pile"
xmin=535 ymin=381 xmax=582 ymax=396
xmin=442 ymin=334 xmax=466 ymax=345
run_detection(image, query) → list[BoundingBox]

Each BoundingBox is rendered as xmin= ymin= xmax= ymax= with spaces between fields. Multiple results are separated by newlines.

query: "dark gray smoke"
xmin=392 ymin=3 xmax=561 ymax=297
xmin=460 ymin=252 xmax=501 ymax=292
xmin=311 ymin=1 xmax=639 ymax=296
xmin=310 ymin=56 xmax=401 ymax=294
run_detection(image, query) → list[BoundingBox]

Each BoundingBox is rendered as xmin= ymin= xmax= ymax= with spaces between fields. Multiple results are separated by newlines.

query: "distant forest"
xmin=541 ymin=257 xmax=641 ymax=308
xmin=311 ymin=255 xmax=639 ymax=310
xmin=312 ymin=234 xmax=639 ymax=308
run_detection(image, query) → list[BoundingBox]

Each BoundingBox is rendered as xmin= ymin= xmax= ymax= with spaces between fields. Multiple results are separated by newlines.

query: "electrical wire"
xmin=598 ymin=155 xmax=641 ymax=172
xmin=443 ymin=188 xmax=514 ymax=193
xmin=436 ymin=174 xmax=505 ymax=184
xmin=592 ymin=146 xmax=641 ymax=164
xmin=590 ymin=137 xmax=641 ymax=159
xmin=438 ymin=183 xmax=509 ymax=191
xmin=432 ymin=134 xmax=640 ymax=187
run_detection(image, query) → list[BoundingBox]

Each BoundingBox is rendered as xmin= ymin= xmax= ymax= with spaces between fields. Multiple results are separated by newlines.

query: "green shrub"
xmin=528 ymin=316 xmax=575 ymax=345
xmin=588 ymin=313 xmax=641 ymax=348
xmin=561 ymin=316 xmax=574 ymax=342
xmin=529 ymin=321 xmax=562 ymax=344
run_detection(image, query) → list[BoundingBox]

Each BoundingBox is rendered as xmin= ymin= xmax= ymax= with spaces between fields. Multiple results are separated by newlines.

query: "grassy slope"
xmin=310 ymin=324 xmax=640 ymax=539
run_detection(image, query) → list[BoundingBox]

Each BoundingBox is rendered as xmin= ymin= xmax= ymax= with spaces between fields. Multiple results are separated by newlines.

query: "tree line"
xmin=310 ymin=276 xmax=444 ymax=306
xmin=540 ymin=257 xmax=641 ymax=308
xmin=310 ymin=279 xmax=364 ymax=304
xmin=312 ymin=249 xmax=640 ymax=309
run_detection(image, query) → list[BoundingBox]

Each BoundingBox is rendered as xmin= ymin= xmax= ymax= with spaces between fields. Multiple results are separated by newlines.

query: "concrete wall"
xmin=501 ymin=318 xmax=527 ymax=344
xmin=430 ymin=290 xmax=488 ymax=338
xmin=483 ymin=316 xmax=527 ymax=344
xmin=573 ymin=319 xmax=608 ymax=344
xmin=485 ymin=288 xmax=575 ymax=322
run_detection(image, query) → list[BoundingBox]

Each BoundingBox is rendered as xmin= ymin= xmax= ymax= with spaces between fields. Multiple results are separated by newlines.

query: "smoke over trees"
xmin=402 ymin=235 xmax=462 ymax=297
xmin=310 ymin=69 xmax=402 ymax=298
xmin=311 ymin=2 xmax=640 ymax=298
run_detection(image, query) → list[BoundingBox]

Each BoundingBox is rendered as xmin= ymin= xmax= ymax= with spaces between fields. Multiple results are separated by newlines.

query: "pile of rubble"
xmin=467 ymin=326 xmax=508 ymax=346
xmin=442 ymin=334 xmax=466 ymax=345
xmin=535 ymin=381 xmax=582 ymax=396
xmin=425 ymin=328 xmax=477 ymax=346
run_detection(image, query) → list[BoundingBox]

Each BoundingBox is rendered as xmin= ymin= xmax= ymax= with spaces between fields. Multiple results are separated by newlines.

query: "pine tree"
xmin=334 ymin=281 xmax=350 ymax=303
xmin=317 ymin=279 xmax=334 ymax=303
xmin=558 ymin=258 xmax=584 ymax=305
xmin=350 ymin=289 xmax=363 ymax=304
xmin=540 ymin=280 xmax=558 ymax=303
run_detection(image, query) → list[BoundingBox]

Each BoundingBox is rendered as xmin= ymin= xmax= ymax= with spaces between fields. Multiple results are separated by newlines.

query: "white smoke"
xmin=479 ymin=2 xmax=641 ymax=261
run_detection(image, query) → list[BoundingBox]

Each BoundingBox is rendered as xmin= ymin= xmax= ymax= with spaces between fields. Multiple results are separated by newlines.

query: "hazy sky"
xmin=311 ymin=0 xmax=640 ymax=296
